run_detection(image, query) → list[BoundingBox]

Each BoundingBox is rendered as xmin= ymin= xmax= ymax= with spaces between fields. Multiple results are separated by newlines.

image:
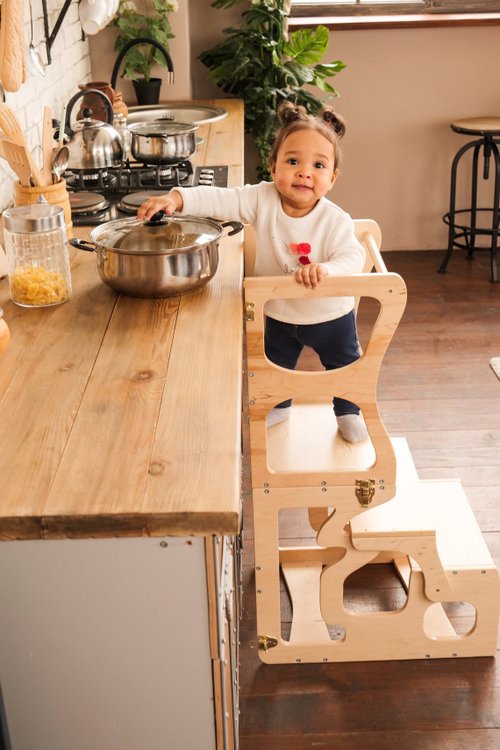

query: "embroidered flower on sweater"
xmin=289 ymin=242 xmax=311 ymax=266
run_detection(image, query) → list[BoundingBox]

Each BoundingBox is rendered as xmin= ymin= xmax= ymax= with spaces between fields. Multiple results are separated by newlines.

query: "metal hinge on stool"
xmin=355 ymin=478 xmax=375 ymax=506
xmin=258 ymin=634 xmax=278 ymax=652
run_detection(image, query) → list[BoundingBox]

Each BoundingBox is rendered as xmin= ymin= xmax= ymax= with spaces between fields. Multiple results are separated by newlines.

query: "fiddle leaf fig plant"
xmin=200 ymin=0 xmax=345 ymax=180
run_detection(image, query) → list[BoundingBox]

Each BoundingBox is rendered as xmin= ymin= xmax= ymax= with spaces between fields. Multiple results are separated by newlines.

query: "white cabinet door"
xmin=0 ymin=536 xmax=216 ymax=750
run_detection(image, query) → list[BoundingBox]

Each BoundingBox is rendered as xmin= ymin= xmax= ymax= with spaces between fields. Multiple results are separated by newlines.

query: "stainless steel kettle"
xmin=64 ymin=89 xmax=123 ymax=171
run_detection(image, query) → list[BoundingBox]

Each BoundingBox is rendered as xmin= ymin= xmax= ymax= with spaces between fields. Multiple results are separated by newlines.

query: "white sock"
xmin=267 ymin=406 xmax=291 ymax=427
xmin=336 ymin=414 xmax=368 ymax=444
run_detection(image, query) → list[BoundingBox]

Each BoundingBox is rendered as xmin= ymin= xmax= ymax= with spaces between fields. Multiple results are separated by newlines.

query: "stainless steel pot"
xmin=64 ymin=89 xmax=123 ymax=170
xmin=128 ymin=121 xmax=197 ymax=165
xmin=70 ymin=213 xmax=243 ymax=298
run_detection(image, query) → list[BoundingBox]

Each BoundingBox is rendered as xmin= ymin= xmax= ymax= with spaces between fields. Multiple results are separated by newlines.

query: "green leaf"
xmin=284 ymin=61 xmax=315 ymax=86
xmin=313 ymin=78 xmax=340 ymax=95
xmin=211 ymin=0 xmax=246 ymax=8
xmin=314 ymin=61 xmax=347 ymax=77
xmin=282 ymin=26 xmax=329 ymax=65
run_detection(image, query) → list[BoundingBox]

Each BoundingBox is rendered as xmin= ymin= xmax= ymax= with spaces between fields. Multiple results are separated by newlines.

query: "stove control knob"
xmin=199 ymin=178 xmax=214 ymax=185
xmin=200 ymin=169 xmax=215 ymax=176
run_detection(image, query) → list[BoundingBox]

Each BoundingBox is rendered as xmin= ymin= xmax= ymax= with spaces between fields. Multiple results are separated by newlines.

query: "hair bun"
xmin=277 ymin=100 xmax=309 ymax=126
xmin=321 ymin=107 xmax=346 ymax=138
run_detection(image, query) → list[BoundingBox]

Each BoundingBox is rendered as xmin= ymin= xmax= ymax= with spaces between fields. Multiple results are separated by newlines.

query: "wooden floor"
xmin=239 ymin=249 xmax=500 ymax=750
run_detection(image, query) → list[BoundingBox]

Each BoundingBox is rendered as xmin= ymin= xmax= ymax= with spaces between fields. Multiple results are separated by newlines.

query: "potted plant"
xmin=200 ymin=0 xmax=345 ymax=180
xmin=111 ymin=0 xmax=177 ymax=105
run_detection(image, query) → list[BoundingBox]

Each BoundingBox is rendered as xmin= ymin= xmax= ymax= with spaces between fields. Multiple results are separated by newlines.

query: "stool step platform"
xmin=255 ymin=442 xmax=499 ymax=663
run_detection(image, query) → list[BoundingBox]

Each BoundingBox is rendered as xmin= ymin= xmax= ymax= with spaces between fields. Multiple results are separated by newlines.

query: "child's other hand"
xmin=294 ymin=263 xmax=327 ymax=289
xmin=137 ymin=192 xmax=183 ymax=222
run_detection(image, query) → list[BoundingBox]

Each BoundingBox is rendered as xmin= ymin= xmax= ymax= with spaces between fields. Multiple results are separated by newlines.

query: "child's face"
xmin=270 ymin=129 xmax=338 ymax=217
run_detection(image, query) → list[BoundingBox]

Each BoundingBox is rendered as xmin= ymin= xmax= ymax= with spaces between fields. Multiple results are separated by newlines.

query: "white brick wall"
xmin=0 ymin=1 xmax=92 ymax=211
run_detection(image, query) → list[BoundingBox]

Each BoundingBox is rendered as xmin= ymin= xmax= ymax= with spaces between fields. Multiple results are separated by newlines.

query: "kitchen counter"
xmin=0 ymin=98 xmax=244 ymax=540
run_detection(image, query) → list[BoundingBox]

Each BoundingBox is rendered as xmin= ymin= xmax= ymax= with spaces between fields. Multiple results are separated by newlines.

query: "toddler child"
xmin=138 ymin=101 xmax=368 ymax=443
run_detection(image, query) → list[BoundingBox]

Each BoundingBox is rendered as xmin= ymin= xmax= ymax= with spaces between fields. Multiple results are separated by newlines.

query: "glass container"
xmin=2 ymin=202 xmax=72 ymax=307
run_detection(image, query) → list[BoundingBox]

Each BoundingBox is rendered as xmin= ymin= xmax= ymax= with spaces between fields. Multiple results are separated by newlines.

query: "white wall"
xmin=322 ymin=24 xmax=500 ymax=250
xmin=0 ymin=1 xmax=92 ymax=212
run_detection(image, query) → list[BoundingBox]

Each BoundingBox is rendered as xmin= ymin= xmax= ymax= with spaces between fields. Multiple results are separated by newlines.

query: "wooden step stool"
xmin=244 ymin=220 xmax=500 ymax=664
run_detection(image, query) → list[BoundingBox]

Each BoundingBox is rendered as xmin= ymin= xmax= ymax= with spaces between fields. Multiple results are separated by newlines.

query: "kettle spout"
xmin=110 ymin=37 xmax=175 ymax=90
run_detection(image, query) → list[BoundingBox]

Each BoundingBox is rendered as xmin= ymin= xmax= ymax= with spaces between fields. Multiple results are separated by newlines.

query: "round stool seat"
xmin=440 ymin=117 xmax=500 ymax=282
xmin=451 ymin=117 xmax=500 ymax=136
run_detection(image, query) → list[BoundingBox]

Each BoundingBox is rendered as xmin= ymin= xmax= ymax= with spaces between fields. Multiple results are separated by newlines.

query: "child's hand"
xmin=137 ymin=192 xmax=183 ymax=221
xmin=294 ymin=263 xmax=327 ymax=289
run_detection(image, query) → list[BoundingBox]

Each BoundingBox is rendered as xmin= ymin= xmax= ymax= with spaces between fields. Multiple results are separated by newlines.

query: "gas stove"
xmin=66 ymin=162 xmax=229 ymax=226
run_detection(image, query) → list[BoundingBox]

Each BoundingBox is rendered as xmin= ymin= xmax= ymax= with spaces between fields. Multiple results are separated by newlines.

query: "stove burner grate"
xmin=67 ymin=165 xmax=229 ymax=226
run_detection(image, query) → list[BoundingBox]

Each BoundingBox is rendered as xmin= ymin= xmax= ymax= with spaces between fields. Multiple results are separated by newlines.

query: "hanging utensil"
xmin=51 ymin=145 xmax=69 ymax=184
xmin=27 ymin=0 xmax=46 ymax=77
xmin=42 ymin=106 xmax=54 ymax=185
xmin=0 ymin=103 xmax=44 ymax=186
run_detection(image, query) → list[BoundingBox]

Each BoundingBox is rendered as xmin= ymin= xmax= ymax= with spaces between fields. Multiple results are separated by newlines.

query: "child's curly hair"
xmin=269 ymin=101 xmax=346 ymax=171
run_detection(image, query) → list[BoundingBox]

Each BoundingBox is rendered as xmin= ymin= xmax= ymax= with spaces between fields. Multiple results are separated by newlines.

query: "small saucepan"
xmin=128 ymin=121 xmax=198 ymax=165
xmin=70 ymin=213 xmax=243 ymax=298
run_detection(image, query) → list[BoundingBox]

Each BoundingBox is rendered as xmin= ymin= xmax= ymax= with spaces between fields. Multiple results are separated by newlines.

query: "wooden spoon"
xmin=42 ymin=106 xmax=54 ymax=185
xmin=0 ymin=103 xmax=44 ymax=186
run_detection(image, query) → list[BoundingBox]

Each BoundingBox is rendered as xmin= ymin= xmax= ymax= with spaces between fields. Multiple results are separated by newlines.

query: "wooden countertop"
xmin=0 ymin=99 xmax=244 ymax=540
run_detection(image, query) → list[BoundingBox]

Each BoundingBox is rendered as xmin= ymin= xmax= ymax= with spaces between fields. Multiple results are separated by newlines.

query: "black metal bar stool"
xmin=439 ymin=117 xmax=500 ymax=283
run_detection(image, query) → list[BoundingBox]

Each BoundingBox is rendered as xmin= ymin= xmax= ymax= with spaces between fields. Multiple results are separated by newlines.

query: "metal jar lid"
xmin=3 ymin=203 xmax=65 ymax=234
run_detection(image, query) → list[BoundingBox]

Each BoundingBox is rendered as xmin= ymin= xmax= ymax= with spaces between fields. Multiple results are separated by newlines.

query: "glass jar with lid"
xmin=2 ymin=201 xmax=72 ymax=307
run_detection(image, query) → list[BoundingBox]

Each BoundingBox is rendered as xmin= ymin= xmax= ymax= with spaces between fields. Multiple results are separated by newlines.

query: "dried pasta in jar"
xmin=11 ymin=266 xmax=70 ymax=306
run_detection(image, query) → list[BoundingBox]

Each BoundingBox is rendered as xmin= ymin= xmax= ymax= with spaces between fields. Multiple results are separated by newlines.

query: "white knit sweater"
xmin=173 ymin=181 xmax=365 ymax=325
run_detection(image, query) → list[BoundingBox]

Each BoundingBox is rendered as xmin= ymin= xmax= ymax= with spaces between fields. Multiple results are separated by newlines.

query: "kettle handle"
xmin=65 ymin=89 xmax=114 ymax=134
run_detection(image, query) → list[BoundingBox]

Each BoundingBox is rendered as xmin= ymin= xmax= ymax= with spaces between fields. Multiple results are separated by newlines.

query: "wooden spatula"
xmin=0 ymin=139 xmax=34 ymax=186
xmin=0 ymin=103 xmax=44 ymax=186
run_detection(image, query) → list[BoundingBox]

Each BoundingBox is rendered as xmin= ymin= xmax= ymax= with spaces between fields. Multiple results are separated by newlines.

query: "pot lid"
xmin=90 ymin=214 xmax=222 ymax=255
xmin=128 ymin=121 xmax=198 ymax=137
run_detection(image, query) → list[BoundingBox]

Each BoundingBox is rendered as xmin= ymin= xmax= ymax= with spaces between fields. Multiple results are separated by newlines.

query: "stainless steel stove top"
xmin=67 ymin=163 xmax=229 ymax=226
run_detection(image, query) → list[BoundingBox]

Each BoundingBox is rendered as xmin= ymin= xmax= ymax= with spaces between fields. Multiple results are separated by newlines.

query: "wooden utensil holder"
xmin=13 ymin=179 xmax=73 ymax=238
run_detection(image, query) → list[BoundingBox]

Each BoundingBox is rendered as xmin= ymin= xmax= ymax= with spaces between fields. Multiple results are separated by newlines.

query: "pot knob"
xmin=144 ymin=210 xmax=166 ymax=226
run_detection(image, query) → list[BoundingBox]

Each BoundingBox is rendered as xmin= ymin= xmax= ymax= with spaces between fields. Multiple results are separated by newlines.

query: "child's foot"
xmin=336 ymin=414 xmax=368 ymax=444
xmin=267 ymin=406 xmax=291 ymax=427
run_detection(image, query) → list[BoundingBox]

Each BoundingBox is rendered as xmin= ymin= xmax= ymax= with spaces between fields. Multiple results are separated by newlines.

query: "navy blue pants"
xmin=264 ymin=311 xmax=360 ymax=416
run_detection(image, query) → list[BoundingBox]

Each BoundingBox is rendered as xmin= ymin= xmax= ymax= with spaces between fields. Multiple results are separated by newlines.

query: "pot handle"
xmin=222 ymin=221 xmax=244 ymax=237
xmin=69 ymin=238 xmax=97 ymax=252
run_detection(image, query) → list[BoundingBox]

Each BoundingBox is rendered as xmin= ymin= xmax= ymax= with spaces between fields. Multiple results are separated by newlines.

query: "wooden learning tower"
xmin=243 ymin=220 xmax=500 ymax=664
